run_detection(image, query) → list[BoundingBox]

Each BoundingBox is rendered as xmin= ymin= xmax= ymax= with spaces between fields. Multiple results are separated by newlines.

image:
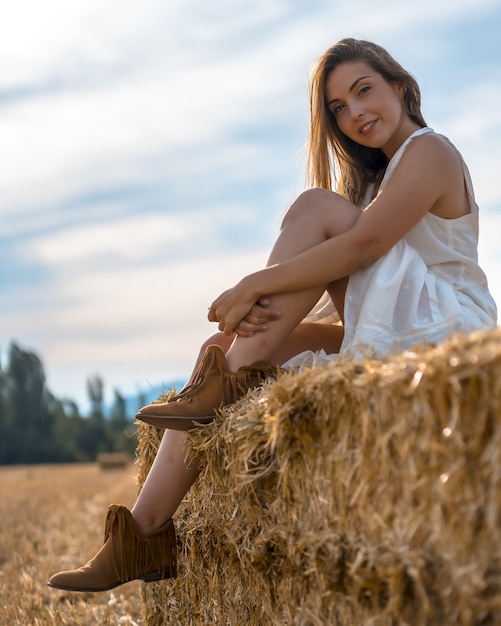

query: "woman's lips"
xmin=359 ymin=119 xmax=378 ymax=135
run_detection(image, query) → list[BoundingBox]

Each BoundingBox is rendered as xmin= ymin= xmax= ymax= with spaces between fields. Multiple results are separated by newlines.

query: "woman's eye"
xmin=358 ymin=85 xmax=371 ymax=96
xmin=332 ymin=104 xmax=344 ymax=116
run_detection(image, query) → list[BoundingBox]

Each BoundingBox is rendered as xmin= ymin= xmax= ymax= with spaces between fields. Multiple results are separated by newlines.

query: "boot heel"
xmin=141 ymin=569 xmax=172 ymax=583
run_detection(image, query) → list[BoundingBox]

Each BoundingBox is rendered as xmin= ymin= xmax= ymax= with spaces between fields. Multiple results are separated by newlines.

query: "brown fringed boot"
xmin=135 ymin=344 xmax=281 ymax=431
xmin=47 ymin=504 xmax=177 ymax=592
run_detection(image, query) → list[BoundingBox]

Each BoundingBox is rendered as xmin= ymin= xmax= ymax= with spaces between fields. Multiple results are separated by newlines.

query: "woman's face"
xmin=324 ymin=60 xmax=418 ymax=158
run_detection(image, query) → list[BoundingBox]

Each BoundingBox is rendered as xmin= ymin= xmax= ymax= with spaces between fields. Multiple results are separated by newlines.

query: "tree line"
xmin=0 ymin=342 xmax=142 ymax=464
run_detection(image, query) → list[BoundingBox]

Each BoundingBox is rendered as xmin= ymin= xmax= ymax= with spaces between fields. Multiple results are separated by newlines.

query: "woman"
xmin=48 ymin=38 xmax=496 ymax=592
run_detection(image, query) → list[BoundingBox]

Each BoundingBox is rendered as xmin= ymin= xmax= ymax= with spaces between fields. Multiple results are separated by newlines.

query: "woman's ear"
xmin=394 ymin=81 xmax=406 ymax=99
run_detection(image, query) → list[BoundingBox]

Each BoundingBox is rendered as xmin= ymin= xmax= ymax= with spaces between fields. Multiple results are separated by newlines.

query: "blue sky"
xmin=1 ymin=0 xmax=500 ymax=410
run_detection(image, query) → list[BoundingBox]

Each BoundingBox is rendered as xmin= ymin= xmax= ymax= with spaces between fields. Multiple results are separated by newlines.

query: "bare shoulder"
xmin=401 ymin=131 xmax=459 ymax=164
xmin=398 ymin=132 xmax=469 ymax=217
xmin=390 ymin=132 xmax=464 ymax=188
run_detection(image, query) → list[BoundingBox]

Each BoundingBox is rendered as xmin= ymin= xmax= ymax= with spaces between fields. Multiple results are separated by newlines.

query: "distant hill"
xmin=123 ymin=379 xmax=187 ymax=417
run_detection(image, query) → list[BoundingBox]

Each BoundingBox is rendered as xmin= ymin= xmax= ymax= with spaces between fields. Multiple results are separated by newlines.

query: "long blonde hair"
xmin=307 ymin=38 xmax=427 ymax=205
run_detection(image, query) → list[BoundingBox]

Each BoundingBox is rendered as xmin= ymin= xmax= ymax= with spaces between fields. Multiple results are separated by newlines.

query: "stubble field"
xmin=0 ymin=463 xmax=144 ymax=625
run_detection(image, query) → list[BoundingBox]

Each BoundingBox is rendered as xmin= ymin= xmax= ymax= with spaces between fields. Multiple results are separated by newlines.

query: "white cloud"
xmin=33 ymin=211 xmax=201 ymax=264
xmin=2 ymin=0 xmax=497 ymax=215
xmin=4 ymin=246 xmax=270 ymax=408
xmin=0 ymin=17 xmax=305 ymax=214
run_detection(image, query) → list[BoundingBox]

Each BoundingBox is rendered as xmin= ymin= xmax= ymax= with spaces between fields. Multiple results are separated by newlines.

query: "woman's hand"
xmin=208 ymin=276 xmax=279 ymax=336
xmin=234 ymin=297 xmax=281 ymax=337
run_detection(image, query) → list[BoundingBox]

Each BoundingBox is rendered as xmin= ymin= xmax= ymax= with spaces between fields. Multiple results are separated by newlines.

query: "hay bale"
xmin=96 ymin=452 xmax=131 ymax=470
xmin=136 ymin=328 xmax=501 ymax=625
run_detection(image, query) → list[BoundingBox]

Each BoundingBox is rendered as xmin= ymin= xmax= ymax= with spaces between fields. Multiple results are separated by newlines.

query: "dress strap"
xmin=380 ymin=127 xmax=434 ymax=188
xmin=380 ymin=127 xmax=478 ymax=214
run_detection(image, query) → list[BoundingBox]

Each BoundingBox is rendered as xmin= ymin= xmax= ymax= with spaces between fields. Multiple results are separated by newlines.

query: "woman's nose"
xmin=349 ymin=103 xmax=364 ymax=119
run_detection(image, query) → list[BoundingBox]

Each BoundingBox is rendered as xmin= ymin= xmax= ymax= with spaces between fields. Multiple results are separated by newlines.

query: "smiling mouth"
xmin=359 ymin=120 xmax=378 ymax=135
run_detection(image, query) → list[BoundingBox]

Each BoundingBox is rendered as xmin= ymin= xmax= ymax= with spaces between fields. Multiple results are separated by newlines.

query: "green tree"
xmin=0 ymin=341 xmax=142 ymax=464
xmin=0 ymin=354 xmax=6 ymax=462
xmin=87 ymin=374 xmax=104 ymax=421
xmin=49 ymin=395 xmax=91 ymax=462
xmin=75 ymin=374 xmax=112 ymax=459
xmin=109 ymin=389 xmax=137 ymax=455
xmin=3 ymin=343 xmax=57 ymax=463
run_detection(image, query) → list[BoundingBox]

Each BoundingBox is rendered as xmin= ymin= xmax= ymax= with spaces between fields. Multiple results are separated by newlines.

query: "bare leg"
xmin=224 ymin=189 xmax=360 ymax=370
xmin=131 ymin=430 xmax=199 ymax=532
xmin=131 ymin=333 xmax=233 ymax=532
xmin=133 ymin=189 xmax=360 ymax=531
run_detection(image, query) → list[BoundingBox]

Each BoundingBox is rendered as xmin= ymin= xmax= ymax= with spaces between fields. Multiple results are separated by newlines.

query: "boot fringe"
xmin=170 ymin=345 xmax=281 ymax=407
xmin=169 ymin=344 xmax=225 ymax=404
xmin=105 ymin=505 xmax=177 ymax=583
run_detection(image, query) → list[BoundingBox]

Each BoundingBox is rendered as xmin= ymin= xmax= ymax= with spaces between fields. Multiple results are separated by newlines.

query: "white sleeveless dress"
xmin=285 ymin=127 xmax=497 ymax=368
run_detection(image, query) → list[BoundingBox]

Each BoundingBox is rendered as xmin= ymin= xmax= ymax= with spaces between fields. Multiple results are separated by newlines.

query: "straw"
xmin=136 ymin=328 xmax=501 ymax=625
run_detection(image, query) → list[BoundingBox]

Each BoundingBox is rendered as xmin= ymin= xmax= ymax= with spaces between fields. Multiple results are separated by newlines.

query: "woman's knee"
xmin=199 ymin=332 xmax=233 ymax=355
xmin=283 ymin=188 xmax=361 ymax=234
xmin=285 ymin=188 xmax=333 ymax=221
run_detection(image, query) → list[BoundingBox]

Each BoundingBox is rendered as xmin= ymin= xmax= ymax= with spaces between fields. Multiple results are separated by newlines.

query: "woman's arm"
xmin=209 ymin=135 xmax=463 ymax=334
